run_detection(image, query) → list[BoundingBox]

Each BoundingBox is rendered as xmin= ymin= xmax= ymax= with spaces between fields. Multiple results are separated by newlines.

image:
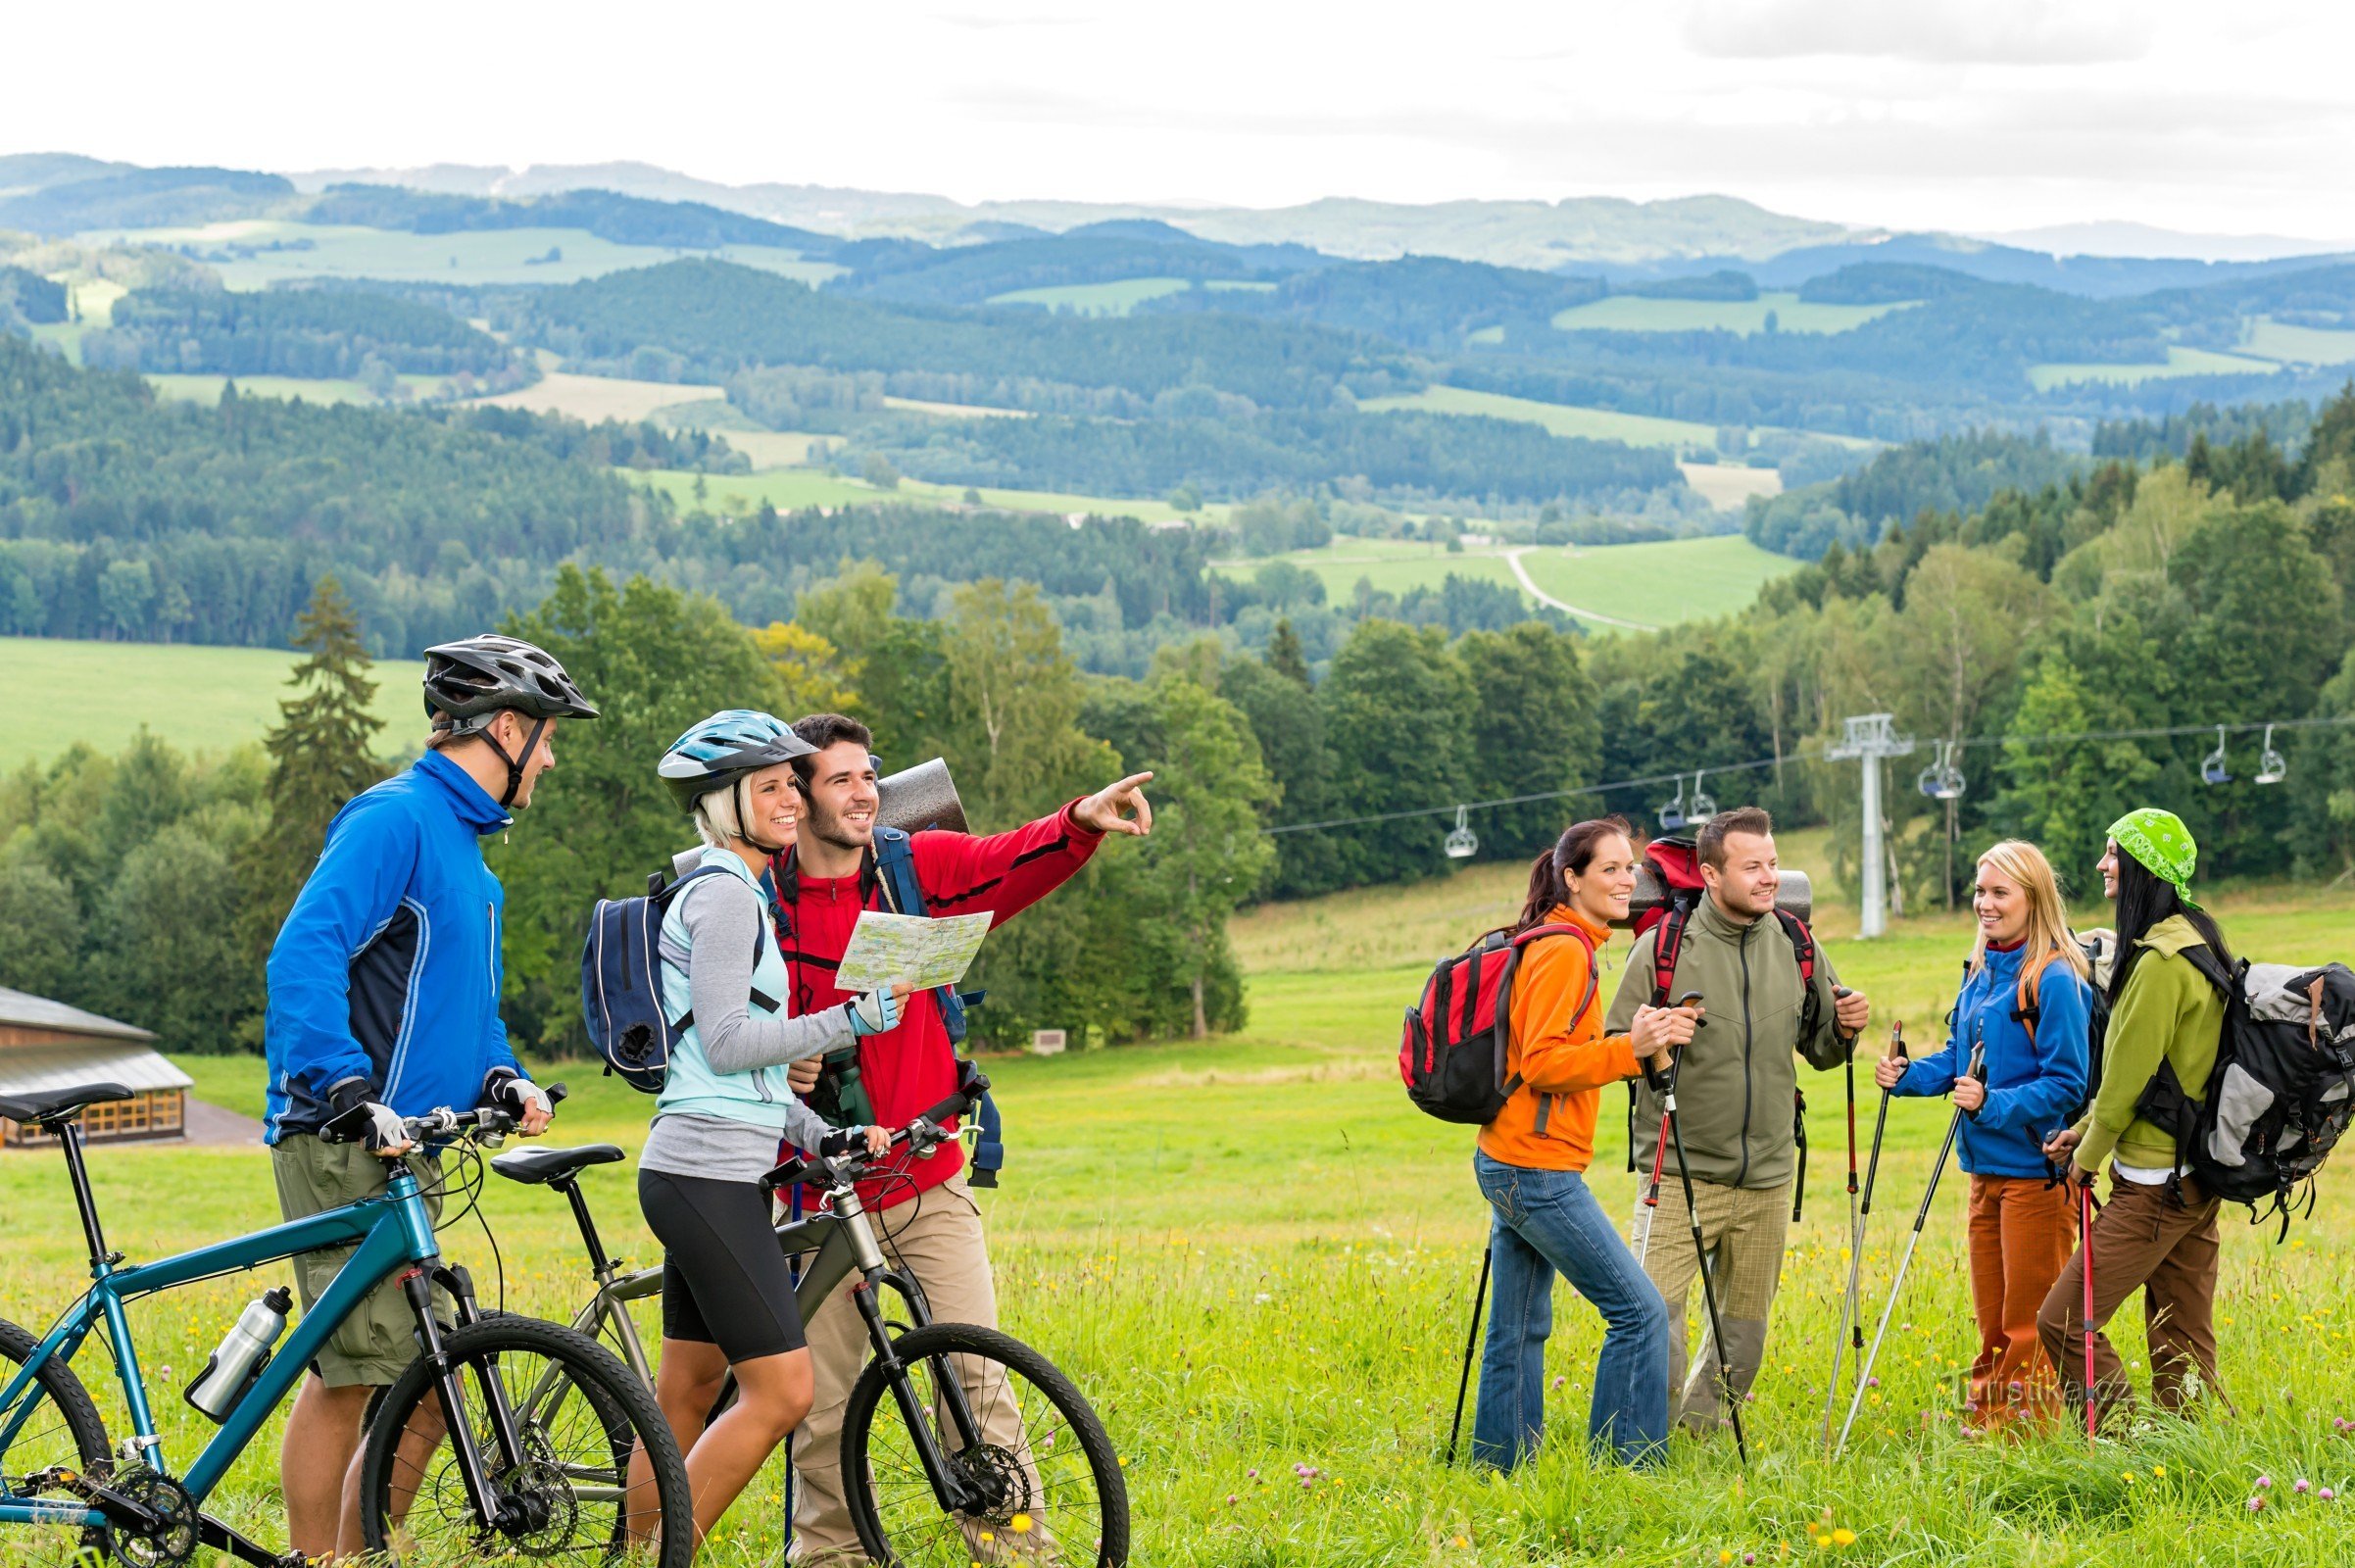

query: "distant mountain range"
xmin=9 ymin=151 xmax=2353 ymax=288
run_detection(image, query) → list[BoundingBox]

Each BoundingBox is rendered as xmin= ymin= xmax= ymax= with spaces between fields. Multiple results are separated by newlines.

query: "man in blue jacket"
xmin=263 ymin=632 xmax=595 ymax=1559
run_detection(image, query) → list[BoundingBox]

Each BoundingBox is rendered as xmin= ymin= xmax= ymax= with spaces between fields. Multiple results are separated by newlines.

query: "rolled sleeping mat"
xmin=1616 ymin=865 xmax=1813 ymax=928
xmin=671 ymin=757 xmax=968 ymax=880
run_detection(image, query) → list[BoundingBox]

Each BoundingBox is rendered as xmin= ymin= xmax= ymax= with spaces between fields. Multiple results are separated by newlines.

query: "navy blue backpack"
xmin=581 ymin=864 xmax=771 ymax=1093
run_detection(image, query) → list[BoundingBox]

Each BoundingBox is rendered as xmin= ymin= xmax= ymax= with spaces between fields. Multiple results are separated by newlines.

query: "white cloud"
xmin=1683 ymin=0 xmax=2148 ymax=65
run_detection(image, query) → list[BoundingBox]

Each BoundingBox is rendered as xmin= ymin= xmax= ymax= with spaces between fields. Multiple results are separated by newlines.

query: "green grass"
xmin=1359 ymin=386 xmax=1875 ymax=454
xmin=1515 ymin=536 xmax=1802 ymax=631
xmin=1359 ymin=386 xmax=1722 ymax=449
xmin=73 ymin=220 xmax=839 ymax=291
xmin=2028 ymin=345 xmax=2283 ymax=391
xmin=987 ymin=277 xmax=1277 ymax=316
xmin=6 ymin=854 xmax=2353 ymax=1563
xmin=22 ymin=277 xmax=125 ymax=365
xmin=631 ymin=466 xmax=1214 ymax=524
xmin=1211 ymin=535 xmax=1798 ymax=632
xmin=0 ymin=636 xmax=424 ymax=769
xmin=1552 ymin=291 xmax=1917 ymax=336
xmin=990 ymin=277 xmax=1197 ymax=315
xmin=2242 ymin=317 xmax=2355 ymax=367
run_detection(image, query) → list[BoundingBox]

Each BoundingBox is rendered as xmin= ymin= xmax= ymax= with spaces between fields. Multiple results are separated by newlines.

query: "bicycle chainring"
xmin=106 ymin=1468 xmax=199 ymax=1568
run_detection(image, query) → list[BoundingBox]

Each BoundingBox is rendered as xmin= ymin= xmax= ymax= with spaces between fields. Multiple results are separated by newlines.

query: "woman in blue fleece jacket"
xmin=1876 ymin=840 xmax=2089 ymax=1431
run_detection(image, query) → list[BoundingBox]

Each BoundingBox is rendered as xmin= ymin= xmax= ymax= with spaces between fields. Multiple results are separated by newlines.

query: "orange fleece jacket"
xmin=1478 ymin=905 xmax=1642 ymax=1172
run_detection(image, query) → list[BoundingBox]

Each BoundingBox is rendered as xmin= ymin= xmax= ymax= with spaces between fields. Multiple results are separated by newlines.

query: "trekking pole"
xmin=1837 ymin=1036 xmax=1978 ymax=1456
xmin=1821 ymin=1014 xmax=1901 ymax=1450
xmin=1633 ymin=992 xmax=1703 ymax=1267
xmin=1445 ymin=1242 xmax=1493 ymax=1465
xmin=2080 ymin=1177 xmax=2098 ymax=1449
xmin=1662 ymin=1044 xmax=1748 ymax=1467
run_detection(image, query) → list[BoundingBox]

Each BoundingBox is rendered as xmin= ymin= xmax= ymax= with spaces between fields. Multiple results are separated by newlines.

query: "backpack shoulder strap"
xmin=1509 ymin=921 xmax=1601 ymax=1140
xmin=1651 ymin=907 xmax=1690 ymax=1007
xmin=870 ymin=825 xmax=971 ymax=1040
xmin=1776 ymin=909 xmax=1823 ymax=1038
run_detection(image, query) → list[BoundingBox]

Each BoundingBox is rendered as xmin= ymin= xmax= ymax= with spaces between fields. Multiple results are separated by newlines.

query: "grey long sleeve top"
xmin=640 ymin=870 xmax=851 ymax=1181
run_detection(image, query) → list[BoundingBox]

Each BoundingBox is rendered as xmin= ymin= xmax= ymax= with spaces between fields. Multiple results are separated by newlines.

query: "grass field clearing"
xmin=633 ymin=466 xmax=1215 ymax=524
xmin=2241 ymin=316 xmax=2355 ymax=366
xmin=1212 ymin=535 xmax=1798 ymax=630
xmin=1517 ymin=535 xmax=1802 ymax=631
xmin=1357 ymin=385 xmax=1874 ymax=455
xmin=71 ymin=220 xmax=839 ymax=290
xmin=990 ymin=277 xmax=1196 ymax=315
xmin=21 ymin=276 xmax=125 ymax=364
xmin=880 ymin=394 xmax=1035 ymax=418
xmin=1680 ymin=461 xmax=1783 ymax=508
xmin=2028 ymin=345 xmax=2282 ymax=391
xmin=5 ymin=855 xmax=2351 ymax=1564
xmin=0 ymin=636 xmax=424 ymax=769
xmin=478 ymin=369 xmax=725 ymax=423
xmin=1551 ymin=291 xmax=1918 ymax=336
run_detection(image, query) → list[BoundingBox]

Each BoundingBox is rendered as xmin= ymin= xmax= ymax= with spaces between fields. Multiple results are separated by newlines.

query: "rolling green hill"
xmin=1550 ymin=289 xmax=1917 ymax=335
xmin=0 ymin=636 xmax=425 ymax=768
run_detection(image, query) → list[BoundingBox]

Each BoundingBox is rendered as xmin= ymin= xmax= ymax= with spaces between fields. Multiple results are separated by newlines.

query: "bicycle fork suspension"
xmin=405 ymin=1270 xmax=533 ymax=1539
xmin=852 ymin=1276 xmax=995 ymax=1516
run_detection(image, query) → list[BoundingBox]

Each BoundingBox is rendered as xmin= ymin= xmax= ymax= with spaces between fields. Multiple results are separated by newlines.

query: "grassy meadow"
xmin=2026 ymin=346 xmax=2282 ymax=393
xmin=1550 ymin=293 xmax=1918 ymax=337
xmin=1355 ymin=387 xmax=1869 ymax=459
xmin=987 ymin=278 xmax=1276 ymax=316
xmin=71 ymin=220 xmax=840 ymax=291
xmin=632 ymin=466 xmax=1219 ymax=525
xmin=1209 ymin=535 xmax=1800 ymax=632
xmin=0 ymin=636 xmax=425 ymax=770
xmin=5 ymin=832 xmax=2351 ymax=1564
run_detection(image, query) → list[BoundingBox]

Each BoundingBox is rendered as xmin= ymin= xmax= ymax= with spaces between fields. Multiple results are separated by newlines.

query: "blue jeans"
xmin=1472 ymin=1150 xmax=1670 ymax=1469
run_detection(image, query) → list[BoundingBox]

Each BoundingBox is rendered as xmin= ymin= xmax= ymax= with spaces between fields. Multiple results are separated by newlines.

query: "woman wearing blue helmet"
xmin=626 ymin=710 xmax=904 ymax=1546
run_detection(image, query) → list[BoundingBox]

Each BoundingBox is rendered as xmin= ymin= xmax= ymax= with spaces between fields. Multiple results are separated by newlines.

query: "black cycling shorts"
xmin=637 ymin=1166 xmax=807 ymax=1362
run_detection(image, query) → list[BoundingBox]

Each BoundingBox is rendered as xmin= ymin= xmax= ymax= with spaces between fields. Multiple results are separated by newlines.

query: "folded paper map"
xmin=833 ymin=910 xmax=994 ymax=993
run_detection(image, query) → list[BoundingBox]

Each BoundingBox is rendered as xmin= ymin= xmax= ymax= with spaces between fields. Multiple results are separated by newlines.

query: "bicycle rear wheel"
xmin=0 ymin=1317 xmax=111 ymax=1562
xmin=842 ymin=1321 xmax=1128 ymax=1567
xmin=359 ymin=1314 xmax=691 ymax=1566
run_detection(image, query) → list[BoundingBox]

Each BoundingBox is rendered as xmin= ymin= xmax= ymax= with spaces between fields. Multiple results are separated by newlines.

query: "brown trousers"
xmin=789 ymin=1174 xmax=1047 ymax=1564
xmin=1963 ymin=1175 xmax=2076 ymax=1428
xmin=1633 ymin=1178 xmax=1789 ymax=1435
xmin=2035 ymin=1172 xmax=2224 ymax=1423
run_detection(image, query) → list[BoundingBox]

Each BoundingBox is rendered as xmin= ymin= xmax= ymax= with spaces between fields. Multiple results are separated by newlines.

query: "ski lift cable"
xmin=1257 ymin=713 xmax=2355 ymax=839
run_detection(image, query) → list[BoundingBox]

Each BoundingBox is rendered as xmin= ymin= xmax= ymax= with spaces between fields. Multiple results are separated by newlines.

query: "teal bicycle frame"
xmin=0 ymin=1118 xmax=449 ymax=1547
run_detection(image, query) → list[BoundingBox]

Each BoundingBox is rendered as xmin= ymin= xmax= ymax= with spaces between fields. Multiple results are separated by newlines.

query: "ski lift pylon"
xmin=1444 ymin=804 xmax=1479 ymax=859
xmin=2201 ymin=725 xmax=2232 ymax=786
xmin=2255 ymin=724 xmax=2287 ymax=786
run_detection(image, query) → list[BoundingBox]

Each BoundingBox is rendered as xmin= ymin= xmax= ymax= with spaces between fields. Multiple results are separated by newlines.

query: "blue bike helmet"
xmin=659 ymin=710 xmax=814 ymax=815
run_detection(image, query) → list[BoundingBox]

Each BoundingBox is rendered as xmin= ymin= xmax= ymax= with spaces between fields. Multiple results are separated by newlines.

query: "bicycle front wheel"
xmin=359 ymin=1314 xmax=692 ymax=1566
xmin=842 ymin=1321 xmax=1129 ymax=1567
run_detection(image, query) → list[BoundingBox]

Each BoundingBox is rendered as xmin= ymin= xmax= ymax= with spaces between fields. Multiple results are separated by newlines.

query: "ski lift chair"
xmin=1916 ymin=739 xmax=1967 ymax=801
xmin=2201 ymin=725 xmax=2232 ymax=786
xmin=1444 ymin=805 xmax=1479 ymax=859
xmin=1656 ymin=776 xmax=1689 ymax=834
xmin=1688 ymin=770 xmax=1718 ymax=822
xmin=2255 ymin=724 xmax=2287 ymax=786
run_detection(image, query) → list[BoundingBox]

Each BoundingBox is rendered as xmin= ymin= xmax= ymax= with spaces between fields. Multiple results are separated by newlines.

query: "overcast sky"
xmin=10 ymin=0 xmax=2352 ymax=244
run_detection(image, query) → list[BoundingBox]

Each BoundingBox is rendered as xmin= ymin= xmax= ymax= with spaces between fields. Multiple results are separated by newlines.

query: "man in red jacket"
xmin=773 ymin=712 xmax=1151 ymax=1559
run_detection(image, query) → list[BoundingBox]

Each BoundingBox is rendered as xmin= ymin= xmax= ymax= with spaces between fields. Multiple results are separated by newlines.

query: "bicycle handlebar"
xmin=761 ymin=1071 xmax=993 ymax=1195
xmin=321 ymin=1080 xmax=570 ymax=1149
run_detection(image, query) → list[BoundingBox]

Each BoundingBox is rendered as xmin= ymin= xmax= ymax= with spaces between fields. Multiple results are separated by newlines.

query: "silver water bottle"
xmin=184 ymin=1287 xmax=293 ymax=1422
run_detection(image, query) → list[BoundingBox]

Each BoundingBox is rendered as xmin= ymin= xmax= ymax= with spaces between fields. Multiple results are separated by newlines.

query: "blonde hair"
xmin=691 ymin=785 xmax=745 ymax=849
xmin=1970 ymin=840 xmax=2090 ymax=990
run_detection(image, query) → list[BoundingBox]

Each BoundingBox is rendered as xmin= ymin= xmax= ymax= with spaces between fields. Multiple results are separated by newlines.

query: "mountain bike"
xmin=0 ymin=1080 xmax=695 ymax=1567
xmin=477 ymin=1071 xmax=1130 ymax=1565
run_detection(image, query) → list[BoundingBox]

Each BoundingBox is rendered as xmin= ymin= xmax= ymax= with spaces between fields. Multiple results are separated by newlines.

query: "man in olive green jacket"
xmin=1605 ymin=808 xmax=1870 ymax=1436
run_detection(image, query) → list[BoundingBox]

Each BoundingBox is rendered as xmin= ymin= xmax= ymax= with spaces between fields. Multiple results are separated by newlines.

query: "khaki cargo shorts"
xmin=270 ymin=1135 xmax=444 ymax=1389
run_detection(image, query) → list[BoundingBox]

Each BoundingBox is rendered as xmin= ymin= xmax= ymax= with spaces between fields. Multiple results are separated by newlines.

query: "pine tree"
xmin=1267 ymin=617 xmax=1311 ymax=687
xmin=235 ymin=575 xmax=388 ymax=1036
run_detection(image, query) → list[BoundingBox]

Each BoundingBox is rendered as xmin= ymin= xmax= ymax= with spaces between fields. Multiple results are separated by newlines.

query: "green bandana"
xmin=2108 ymin=807 xmax=2201 ymax=910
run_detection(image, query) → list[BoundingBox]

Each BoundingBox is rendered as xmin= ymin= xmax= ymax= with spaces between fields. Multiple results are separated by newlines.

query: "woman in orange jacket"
xmin=1472 ymin=816 xmax=1691 ymax=1470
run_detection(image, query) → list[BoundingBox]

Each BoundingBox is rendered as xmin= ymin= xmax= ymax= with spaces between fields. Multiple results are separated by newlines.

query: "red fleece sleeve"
xmin=911 ymin=801 xmax=1103 ymax=926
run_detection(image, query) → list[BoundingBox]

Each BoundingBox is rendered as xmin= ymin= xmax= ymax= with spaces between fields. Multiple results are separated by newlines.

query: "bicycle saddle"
xmin=0 ymin=1081 xmax=132 ymax=1127
xmin=489 ymin=1144 xmax=626 ymax=1185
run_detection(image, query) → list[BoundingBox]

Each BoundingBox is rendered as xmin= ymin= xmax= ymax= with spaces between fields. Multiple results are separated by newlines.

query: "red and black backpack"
xmin=1400 ymin=922 xmax=1598 ymax=1126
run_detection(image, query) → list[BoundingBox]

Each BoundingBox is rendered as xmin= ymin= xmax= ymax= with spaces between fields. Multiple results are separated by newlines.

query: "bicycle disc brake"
xmin=105 ymin=1469 xmax=199 ymax=1568
xmin=952 ymin=1443 xmax=1034 ymax=1525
